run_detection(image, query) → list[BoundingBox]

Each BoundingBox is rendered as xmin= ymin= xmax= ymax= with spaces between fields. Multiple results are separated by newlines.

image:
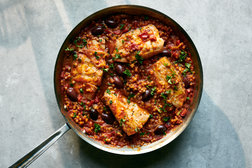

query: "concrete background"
xmin=0 ymin=0 xmax=251 ymax=167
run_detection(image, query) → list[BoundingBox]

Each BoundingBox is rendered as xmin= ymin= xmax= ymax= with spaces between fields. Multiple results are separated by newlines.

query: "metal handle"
xmin=9 ymin=123 xmax=70 ymax=168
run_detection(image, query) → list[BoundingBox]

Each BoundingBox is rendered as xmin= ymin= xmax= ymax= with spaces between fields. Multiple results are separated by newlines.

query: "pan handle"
xmin=9 ymin=123 xmax=70 ymax=168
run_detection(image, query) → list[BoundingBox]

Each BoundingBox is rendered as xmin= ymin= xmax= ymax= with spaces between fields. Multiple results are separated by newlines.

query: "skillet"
xmin=10 ymin=5 xmax=203 ymax=168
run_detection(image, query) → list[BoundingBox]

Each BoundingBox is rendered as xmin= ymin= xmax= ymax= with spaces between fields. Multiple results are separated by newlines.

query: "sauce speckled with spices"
xmin=60 ymin=14 xmax=196 ymax=147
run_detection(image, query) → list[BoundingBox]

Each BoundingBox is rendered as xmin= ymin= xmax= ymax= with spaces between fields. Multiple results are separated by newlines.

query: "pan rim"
xmin=54 ymin=4 xmax=203 ymax=155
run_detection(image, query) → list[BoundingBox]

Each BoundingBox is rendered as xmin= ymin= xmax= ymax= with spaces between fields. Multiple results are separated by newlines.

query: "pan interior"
xmin=54 ymin=5 xmax=203 ymax=155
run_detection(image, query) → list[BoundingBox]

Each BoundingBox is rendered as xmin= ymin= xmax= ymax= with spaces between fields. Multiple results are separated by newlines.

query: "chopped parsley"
xmin=94 ymin=51 xmax=100 ymax=59
xmin=151 ymin=87 xmax=157 ymax=96
xmin=106 ymin=89 xmax=111 ymax=94
xmin=149 ymin=114 xmax=153 ymax=118
xmin=109 ymin=100 xmax=113 ymax=105
xmin=120 ymin=118 xmax=126 ymax=126
xmin=128 ymin=94 xmax=135 ymax=99
xmin=79 ymin=88 xmax=83 ymax=93
xmin=183 ymin=63 xmax=192 ymax=75
xmin=109 ymin=63 xmax=114 ymax=69
xmin=99 ymin=39 xmax=102 ymax=42
xmin=73 ymin=112 xmax=77 ymax=118
xmin=83 ymin=39 xmax=87 ymax=46
xmin=161 ymin=92 xmax=168 ymax=99
xmin=139 ymin=132 xmax=145 ymax=136
xmin=135 ymin=51 xmax=144 ymax=64
xmin=176 ymin=50 xmax=187 ymax=63
xmin=127 ymin=94 xmax=135 ymax=104
xmin=166 ymin=75 xmax=173 ymax=84
xmin=94 ymin=123 xmax=101 ymax=133
xmin=134 ymin=128 xmax=139 ymax=132
xmin=115 ymin=53 xmax=121 ymax=59
xmin=119 ymin=24 xmax=125 ymax=30
xmin=162 ymin=116 xmax=170 ymax=122
xmin=185 ymin=63 xmax=191 ymax=69
xmin=123 ymin=69 xmax=132 ymax=77
xmin=155 ymin=106 xmax=162 ymax=113
xmin=102 ymin=68 xmax=109 ymax=72
xmin=187 ymin=97 xmax=190 ymax=100
xmin=163 ymin=63 xmax=169 ymax=67
xmin=65 ymin=47 xmax=74 ymax=51
xmin=122 ymin=40 xmax=125 ymax=44
xmin=73 ymin=53 xmax=78 ymax=60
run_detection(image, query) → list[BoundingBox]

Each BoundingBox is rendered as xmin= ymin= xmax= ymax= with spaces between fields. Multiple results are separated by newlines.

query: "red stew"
xmin=60 ymin=14 xmax=196 ymax=147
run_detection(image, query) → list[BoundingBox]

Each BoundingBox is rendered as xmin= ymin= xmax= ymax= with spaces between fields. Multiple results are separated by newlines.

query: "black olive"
xmin=89 ymin=108 xmax=98 ymax=120
xmin=115 ymin=64 xmax=125 ymax=75
xmin=113 ymin=76 xmax=123 ymax=88
xmin=101 ymin=112 xmax=114 ymax=124
xmin=154 ymin=125 xmax=167 ymax=135
xmin=161 ymin=49 xmax=171 ymax=57
xmin=66 ymin=87 xmax=78 ymax=102
xmin=91 ymin=26 xmax=104 ymax=36
xmin=105 ymin=18 xmax=117 ymax=28
xmin=142 ymin=89 xmax=152 ymax=101
xmin=183 ymin=76 xmax=190 ymax=89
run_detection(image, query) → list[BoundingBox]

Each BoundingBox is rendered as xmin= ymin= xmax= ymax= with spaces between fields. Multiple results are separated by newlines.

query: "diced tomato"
xmin=122 ymin=28 xmax=129 ymax=33
xmin=130 ymin=43 xmax=139 ymax=51
xmin=104 ymin=28 xmax=112 ymax=34
xmin=180 ymin=109 xmax=187 ymax=117
xmin=176 ymin=40 xmax=180 ymax=45
xmin=149 ymin=34 xmax=156 ymax=41
xmin=114 ymin=29 xmax=121 ymax=35
xmin=139 ymin=32 xmax=149 ymax=40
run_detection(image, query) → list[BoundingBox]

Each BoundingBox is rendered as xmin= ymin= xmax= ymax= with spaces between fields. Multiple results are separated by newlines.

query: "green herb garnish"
xmin=94 ymin=123 xmax=101 ymax=133
xmin=79 ymin=88 xmax=83 ymax=93
xmin=83 ymin=39 xmax=87 ymax=46
xmin=139 ymin=132 xmax=145 ymax=136
xmin=73 ymin=53 xmax=78 ymax=60
xmin=135 ymin=51 xmax=144 ymax=64
xmin=161 ymin=92 xmax=168 ymax=99
xmin=109 ymin=63 xmax=114 ymax=69
xmin=119 ymin=24 xmax=125 ymax=30
xmin=65 ymin=47 xmax=74 ymax=51
xmin=94 ymin=51 xmax=100 ymax=59
xmin=123 ymin=69 xmax=132 ymax=77
xmin=106 ymin=89 xmax=111 ymax=94
xmin=120 ymin=118 xmax=126 ymax=126
xmin=176 ymin=50 xmax=187 ymax=63
xmin=162 ymin=116 xmax=170 ymax=122
xmin=166 ymin=75 xmax=173 ymax=84
xmin=151 ymin=87 xmax=156 ymax=96
xmin=109 ymin=100 xmax=113 ymax=105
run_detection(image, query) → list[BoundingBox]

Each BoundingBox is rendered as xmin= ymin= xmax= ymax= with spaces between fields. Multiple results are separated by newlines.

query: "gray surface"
xmin=0 ymin=0 xmax=251 ymax=167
